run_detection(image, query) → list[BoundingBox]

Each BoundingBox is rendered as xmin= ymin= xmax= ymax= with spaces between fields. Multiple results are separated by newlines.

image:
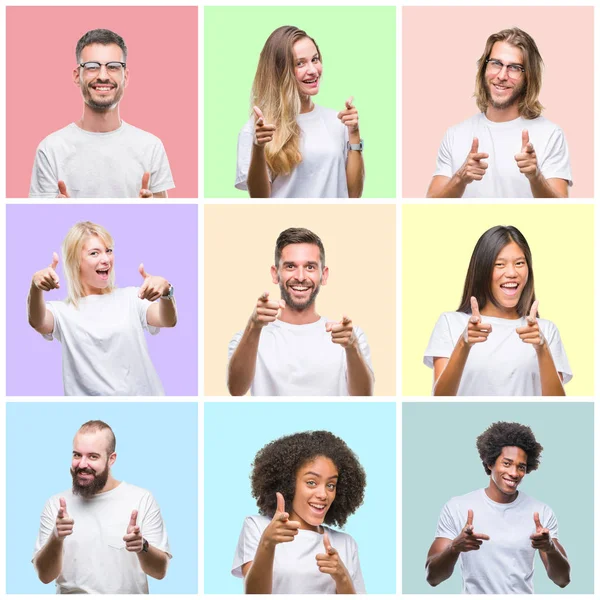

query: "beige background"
xmin=204 ymin=205 xmax=396 ymax=396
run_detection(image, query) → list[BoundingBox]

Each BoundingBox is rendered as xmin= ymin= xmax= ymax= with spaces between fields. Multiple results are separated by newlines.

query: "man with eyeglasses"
xmin=427 ymin=28 xmax=571 ymax=199
xmin=29 ymin=29 xmax=175 ymax=198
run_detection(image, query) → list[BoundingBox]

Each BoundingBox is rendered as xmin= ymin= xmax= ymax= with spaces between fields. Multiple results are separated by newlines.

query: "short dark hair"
xmin=76 ymin=29 xmax=128 ymax=64
xmin=476 ymin=422 xmax=543 ymax=475
xmin=251 ymin=431 xmax=366 ymax=528
xmin=458 ymin=225 xmax=535 ymax=318
xmin=274 ymin=227 xmax=325 ymax=267
xmin=78 ymin=420 xmax=116 ymax=455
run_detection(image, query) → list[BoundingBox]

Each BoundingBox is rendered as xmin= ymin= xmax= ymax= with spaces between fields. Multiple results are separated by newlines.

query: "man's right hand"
xmin=253 ymin=106 xmax=276 ymax=147
xmin=250 ymin=292 xmax=285 ymax=328
xmin=456 ymin=138 xmax=489 ymax=185
xmin=261 ymin=492 xmax=300 ymax=549
xmin=451 ymin=509 xmax=489 ymax=553
xmin=32 ymin=253 xmax=60 ymax=291
xmin=56 ymin=180 xmax=70 ymax=198
xmin=54 ymin=497 xmax=74 ymax=539
xmin=463 ymin=297 xmax=492 ymax=346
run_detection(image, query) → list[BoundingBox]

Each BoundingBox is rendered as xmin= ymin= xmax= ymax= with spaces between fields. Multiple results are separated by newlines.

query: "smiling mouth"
xmin=91 ymin=85 xmax=115 ymax=92
xmin=492 ymin=83 xmax=512 ymax=92
xmin=96 ymin=268 xmax=110 ymax=280
xmin=502 ymin=477 xmax=518 ymax=488
xmin=309 ymin=502 xmax=327 ymax=513
xmin=500 ymin=282 xmax=519 ymax=296
xmin=303 ymin=77 xmax=319 ymax=85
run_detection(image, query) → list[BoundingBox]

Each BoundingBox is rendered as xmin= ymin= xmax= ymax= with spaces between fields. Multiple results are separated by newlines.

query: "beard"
xmin=279 ymin=278 xmax=321 ymax=311
xmin=486 ymin=79 xmax=525 ymax=110
xmin=80 ymin=81 xmax=124 ymax=111
xmin=71 ymin=463 xmax=109 ymax=498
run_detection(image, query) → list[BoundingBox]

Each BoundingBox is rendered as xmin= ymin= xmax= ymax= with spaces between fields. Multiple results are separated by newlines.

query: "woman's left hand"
xmin=138 ymin=263 xmax=170 ymax=301
xmin=337 ymin=96 xmax=359 ymax=135
xmin=315 ymin=530 xmax=353 ymax=589
xmin=516 ymin=300 xmax=546 ymax=349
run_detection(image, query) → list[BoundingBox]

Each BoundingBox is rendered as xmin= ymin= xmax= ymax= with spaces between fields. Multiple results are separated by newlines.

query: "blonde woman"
xmin=27 ymin=221 xmax=176 ymax=396
xmin=235 ymin=26 xmax=365 ymax=198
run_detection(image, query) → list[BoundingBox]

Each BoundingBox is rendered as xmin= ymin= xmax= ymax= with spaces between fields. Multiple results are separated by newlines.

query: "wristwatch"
xmin=347 ymin=139 xmax=364 ymax=152
xmin=161 ymin=284 xmax=174 ymax=300
xmin=142 ymin=538 xmax=149 ymax=553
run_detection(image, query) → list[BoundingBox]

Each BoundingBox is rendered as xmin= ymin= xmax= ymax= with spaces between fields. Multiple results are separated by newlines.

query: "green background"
xmin=402 ymin=402 xmax=594 ymax=594
xmin=204 ymin=6 xmax=396 ymax=198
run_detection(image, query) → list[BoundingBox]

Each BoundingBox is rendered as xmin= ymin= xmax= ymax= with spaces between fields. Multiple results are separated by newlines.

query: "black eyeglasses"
xmin=485 ymin=59 xmax=525 ymax=79
xmin=79 ymin=61 xmax=126 ymax=74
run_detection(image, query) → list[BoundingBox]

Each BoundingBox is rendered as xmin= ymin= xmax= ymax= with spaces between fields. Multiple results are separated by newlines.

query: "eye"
xmin=503 ymin=461 xmax=510 ymax=467
xmin=106 ymin=249 xmax=113 ymax=254
xmin=495 ymin=263 xmax=504 ymax=268
xmin=312 ymin=57 xmax=320 ymax=63
xmin=306 ymin=480 xmax=316 ymax=487
xmin=326 ymin=483 xmax=336 ymax=491
xmin=90 ymin=251 xmax=98 ymax=257
xmin=518 ymin=465 xmax=526 ymax=472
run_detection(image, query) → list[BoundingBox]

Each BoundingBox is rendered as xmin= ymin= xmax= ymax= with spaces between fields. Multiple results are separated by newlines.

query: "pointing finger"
xmin=323 ymin=529 xmax=336 ymax=554
xmin=51 ymin=252 xmax=59 ymax=270
xmin=258 ymin=291 xmax=269 ymax=302
xmin=533 ymin=511 xmax=542 ymax=530
xmin=58 ymin=497 xmax=67 ymax=518
xmin=139 ymin=263 xmax=149 ymax=279
xmin=470 ymin=137 xmax=479 ymax=154
xmin=276 ymin=492 xmax=285 ymax=515
xmin=528 ymin=300 xmax=539 ymax=322
xmin=341 ymin=315 xmax=352 ymax=326
xmin=57 ymin=180 xmax=69 ymax=197
xmin=465 ymin=508 xmax=474 ymax=531
xmin=522 ymin=129 xmax=530 ymax=150
xmin=253 ymin=106 xmax=265 ymax=126
xmin=129 ymin=509 xmax=138 ymax=528
xmin=141 ymin=172 xmax=150 ymax=191
xmin=470 ymin=297 xmax=481 ymax=322
xmin=345 ymin=95 xmax=354 ymax=109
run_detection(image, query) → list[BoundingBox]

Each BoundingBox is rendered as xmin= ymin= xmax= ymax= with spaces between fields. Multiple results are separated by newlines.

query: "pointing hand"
xmin=123 ymin=509 xmax=144 ymax=553
xmin=337 ymin=96 xmax=359 ymax=134
xmin=457 ymin=137 xmax=489 ymax=184
xmin=54 ymin=497 xmax=74 ymax=539
xmin=451 ymin=509 xmax=490 ymax=553
xmin=316 ymin=529 xmax=351 ymax=583
xmin=515 ymin=129 xmax=539 ymax=180
xmin=253 ymin=106 xmax=276 ymax=147
xmin=516 ymin=300 xmax=546 ymax=347
xmin=463 ymin=297 xmax=492 ymax=346
xmin=32 ymin=252 xmax=61 ymax=291
xmin=56 ymin=180 xmax=70 ymax=198
xmin=251 ymin=291 xmax=285 ymax=328
xmin=325 ymin=315 xmax=357 ymax=349
xmin=530 ymin=511 xmax=555 ymax=552
xmin=260 ymin=492 xmax=300 ymax=549
xmin=138 ymin=263 xmax=170 ymax=301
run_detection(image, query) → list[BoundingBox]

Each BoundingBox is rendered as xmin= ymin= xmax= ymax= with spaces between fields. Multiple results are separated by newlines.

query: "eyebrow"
xmin=489 ymin=57 xmax=524 ymax=67
xmin=501 ymin=457 xmax=527 ymax=466
xmin=496 ymin=255 xmax=526 ymax=261
xmin=282 ymin=261 xmax=319 ymax=267
xmin=303 ymin=471 xmax=339 ymax=479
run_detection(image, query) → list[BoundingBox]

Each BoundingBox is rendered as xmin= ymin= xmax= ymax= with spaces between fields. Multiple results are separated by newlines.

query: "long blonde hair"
xmin=474 ymin=27 xmax=544 ymax=120
xmin=251 ymin=26 xmax=321 ymax=176
xmin=62 ymin=221 xmax=116 ymax=306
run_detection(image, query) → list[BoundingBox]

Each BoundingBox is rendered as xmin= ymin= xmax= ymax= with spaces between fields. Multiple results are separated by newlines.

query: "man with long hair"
xmin=33 ymin=421 xmax=171 ymax=593
xmin=29 ymin=29 xmax=174 ymax=198
xmin=427 ymin=28 xmax=571 ymax=199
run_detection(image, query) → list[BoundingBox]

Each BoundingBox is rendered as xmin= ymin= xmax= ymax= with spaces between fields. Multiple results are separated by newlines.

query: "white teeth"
xmin=310 ymin=503 xmax=325 ymax=509
xmin=501 ymin=283 xmax=518 ymax=288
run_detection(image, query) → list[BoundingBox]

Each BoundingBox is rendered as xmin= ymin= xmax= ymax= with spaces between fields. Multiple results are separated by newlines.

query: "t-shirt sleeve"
xmin=540 ymin=127 xmax=572 ymax=186
xmin=140 ymin=492 xmax=171 ymax=558
xmin=231 ymin=516 xmax=262 ymax=578
xmin=424 ymin=314 xmax=456 ymax=368
xmin=228 ymin=330 xmax=243 ymax=361
xmin=354 ymin=326 xmax=374 ymax=375
xmin=32 ymin=497 xmax=58 ymax=560
xmin=433 ymin=128 xmax=454 ymax=179
xmin=135 ymin=291 xmax=160 ymax=336
xmin=149 ymin=139 xmax=175 ymax=193
xmin=41 ymin=302 xmax=61 ymax=342
xmin=29 ymin=143 xmax=59 ymax=198
xmin=541 ymin=504 xmax=559 ymax=540
xmin=235 ymin=120 xmax=273 ymax=191
xmin=544 ymin=321 xmax=572 ymax=384
xmin=349 ymin=537 xmax=367 ymax=593
xmin=434 ymin=501 xmax=460 ymax=540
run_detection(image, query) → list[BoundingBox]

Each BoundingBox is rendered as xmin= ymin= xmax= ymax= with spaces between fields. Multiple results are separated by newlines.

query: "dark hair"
xmin=251 ymin=431 xmax=366 ymax=528
xmin=458 ymin=225 xmax=535 ymax=318
xmin=76 ymin=29 xmax=128 ymax=64
xmin=274 ymin=227 xmax=326 ymax=267
xmin=78 ymin=420 xmax=116 ymax=455
xmin=476 ymin=422 xmax=542 ymax=475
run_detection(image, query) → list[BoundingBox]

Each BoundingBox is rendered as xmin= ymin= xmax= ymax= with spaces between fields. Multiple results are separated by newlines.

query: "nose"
xmin=78 ymin=456 xmax=88 ymax=469
xmin=297 ymin=266 xmax=305 ymax=280
xmin=315 ymin=485 xmax=327 ymax=499
xmin=505 ymin=263 xmax=517 ymax=277
xmin=496 ymin=65 xmax=509 ymax=80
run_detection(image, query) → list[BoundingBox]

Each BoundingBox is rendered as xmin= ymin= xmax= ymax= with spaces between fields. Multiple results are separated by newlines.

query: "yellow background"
xmin=205 ymin=205 xmax=396 ymax=396
xmin=402 ymin=204 xmax=594 ymax=396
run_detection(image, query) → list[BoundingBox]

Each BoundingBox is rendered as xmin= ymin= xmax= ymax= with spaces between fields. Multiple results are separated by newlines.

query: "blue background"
xmin=402 ymin=402 xmax=594 ymax=594
xmin=204 ymin=401 xmax=396 ymax=594
xmin=6 ymin=402 xmax=198 ymax=594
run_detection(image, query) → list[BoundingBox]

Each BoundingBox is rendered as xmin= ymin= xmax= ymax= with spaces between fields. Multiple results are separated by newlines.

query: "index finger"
xmin=253 ymin=105 xmax=265 ymax=126
xmin=522 ymin=129 xmax=530 ymax=148
xmin=129 ymin=509 xmax=138 ymax=528
xmin=533 ymin=511 xmax=542 ymax=529
xmin=470 ymin=297 xmax=481 ymax=321
xmin=529 ymin=300 xmax=539 ymax=321
xmin=470 ymin=137 xmax=479 ymax=154
xmin=141 ymin=172 xmax=150 ymax=191
xmin=50 ymin=252 xmax=59 ymax=270
xmin=466 ymin=508 xmax=474 ymax=529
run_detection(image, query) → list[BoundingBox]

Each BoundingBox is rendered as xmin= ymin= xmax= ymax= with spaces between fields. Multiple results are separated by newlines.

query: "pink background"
xmin=402 ymin=7 xmax=593 ymax=198
xmin=7 ymin=6 xmax=198 ymax=198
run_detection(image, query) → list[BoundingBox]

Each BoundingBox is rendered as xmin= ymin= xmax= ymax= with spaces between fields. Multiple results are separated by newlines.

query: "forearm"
xmin=158 ymin=297 xmax=177 ymax=327
xmin=346 ymin=131 xmax=364 ymax=198
xmin=34 ymin=536 xmax=64 ymax=584
xmin=227 ymin=323 xmax=262 ymax=396
xmin=426 ymin=545 xmax=460 ymax=587
xmin=542 ymin=546 xmax=570 ymax=587
xmin=137 ymin=544 xmax=169 ymax=580
xmin=247 ymin=146 xmax=271 ymax=198
xmin=244 ymin=540 xmax=276 ymax=594
xmin=528 ymin=173 xmax=567 ymax=198
xmin=27 ymin=283 xmax=47 ymax=330
xmin=433 ymin=338 xmax=471 ymax=396
xmin=535 ymin=345 xmax=565 ymax=396
xmin=427 ymin=173 xmax=467 ymax=198
xmin=345 ymin=343 xmax=373 ymax=396
xmin=334 ymin=572 xmax=356 ymax=594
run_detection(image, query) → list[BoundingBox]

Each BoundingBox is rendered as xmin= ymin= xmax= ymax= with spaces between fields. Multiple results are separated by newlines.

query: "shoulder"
xmin=444 ymin=488 xmax=482 ymax=507
xmin=243 ymin=514 xmax=270 ymax=532
xmin=121 ymin=121 xmax=165 ymax=146
xmin=324 ymin=526 xmax=358 ymax=549
xmin=444 ymin=113 xmax=484 ymax=136
xmin=239 ymin=115 xmax=255 ymax=135
xmin=119 ymin=481 xmax=155 ymax=500
xmin=536 ymin=317 xmax=560 ymax=334
xmin=315 ymin=104 xmax=340 ymax=120
xmin=436 ymin=311 xmax=468 ymax=326
xmin=36 ymin=124 xmax=77 ymax=151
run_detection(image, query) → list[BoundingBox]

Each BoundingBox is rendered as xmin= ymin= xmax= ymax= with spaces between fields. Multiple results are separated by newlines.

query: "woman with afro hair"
xmin=232 ymin=430 xmax=367 ymax=593
xmin=426 ymin=421 xmax=570 ymax=593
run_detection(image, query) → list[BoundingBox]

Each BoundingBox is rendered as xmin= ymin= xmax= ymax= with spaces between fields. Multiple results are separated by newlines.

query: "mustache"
xmin=287 ymin=280 xmax=314 ymax=287
xmin=75 ymin=467 xmax=96 ymax=475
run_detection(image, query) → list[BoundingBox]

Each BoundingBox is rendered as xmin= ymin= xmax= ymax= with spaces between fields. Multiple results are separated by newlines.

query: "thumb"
xmin=58 ymin=497 xmax=67 ymax=518
xmin=325 ymin=321 xmax=335 ymax=333
xmin=345 ymin=95 xmax=354 ymax=109
xmin=258 ymin=291 xmax=269 ymax=302
xmin=533 ymin=511 xmax=542 ymax=531
xmin=323 ymin=529 xmax=335 ymax=554
xmin=470 ymin=296 xmax=481 ymax=322
xmin=465 ymin=509 xmax=474 ymax=533
xmin=50 ymin=252 xmax=59 ymax=270
xmin=279 ymin=299 xmax=286 ymax=310
xmin=129 ymin=509 xmax=138 ymax=528
xmin=528 ymin=299 xmax=539 ymax=323
xmin=521 ymin=129 xmax=530 ymax=150
xmin=139 ymin=263 xmax=149 ymax=279
xmin=253 ymin=106 xmax=265 ymax=125
xmin=341 ymin=315 xmax=351 ymax=326
xmin=141 ymin=171 xmax=150 ymax=191
xmin=470 ymin=137 xmax=479 ymax=154
xmin=276 ymin=491 xmax=285 ymax=515
xmin=57 ymin=180 xmax=69 ymax=197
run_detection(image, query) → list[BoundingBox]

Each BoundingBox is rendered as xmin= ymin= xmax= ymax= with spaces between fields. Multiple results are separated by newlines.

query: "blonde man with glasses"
xmin=427 ymin=28 xmax=571 ymax=199
xmin=29 ymin=29 xmax=174 ymax=198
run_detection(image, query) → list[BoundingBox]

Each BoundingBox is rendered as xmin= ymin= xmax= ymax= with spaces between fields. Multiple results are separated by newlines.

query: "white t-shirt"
xmin=44 ymin=287 xmax=165 ymax=396
xmin=433 ymin=113 xmax=572 ymax=198
xmin=232 ymin=514 xmax=366 ymax=594
xmin=236 ymin=104 xmax=349 ymax=198
xmin=435 ymin=488 xmax=559 ymax=594
xmin=33 ymin=481 xmax=171 ymax=595
xmin=424 ymin=311 xmax=572 ymax=396
xmin=228 ymin=317 xmax=373 ymax=396
xmin=29 ymin=121 xmax=175 ymax=198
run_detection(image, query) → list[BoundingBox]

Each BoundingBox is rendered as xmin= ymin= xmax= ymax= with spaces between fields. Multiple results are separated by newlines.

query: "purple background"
xmin=7 ymin=204 xmax=198 ymax=396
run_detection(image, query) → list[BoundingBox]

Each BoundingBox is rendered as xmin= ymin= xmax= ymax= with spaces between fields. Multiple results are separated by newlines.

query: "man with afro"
xmin=425 ymin=421 xmax=570 ymax=593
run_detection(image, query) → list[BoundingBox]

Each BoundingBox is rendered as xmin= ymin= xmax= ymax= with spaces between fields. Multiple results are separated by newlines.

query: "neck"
xmin=98 ymin=475 xmax=120 ymax=495
xmin=485 ymin=103 xmax=520 ymax=123
xmin=480 ymin=303 xmax=520 ymax=319
xmin=279 ymin=305 xmax=320 ymax=325
xmin=81 ymin=284 xmax=111 ymax=297
xmin=299 ymin=95 xmax=314 ymax=114
xmin=485 ymin=480 xmax=518 ymax=504
xmin=289 ymin=510 xmax=321 ymax=532
xmin=77 ymin=103 xmax=122 ymax=132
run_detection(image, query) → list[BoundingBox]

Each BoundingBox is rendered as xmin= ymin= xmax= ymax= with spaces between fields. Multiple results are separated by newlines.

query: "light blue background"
xmin=6 ymin=402 xmax=198 ymax=594
xmin=402 ymin=402 xmax=594 ymax=594
xmin=204 ymin=402 xmax=396 ymax=594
